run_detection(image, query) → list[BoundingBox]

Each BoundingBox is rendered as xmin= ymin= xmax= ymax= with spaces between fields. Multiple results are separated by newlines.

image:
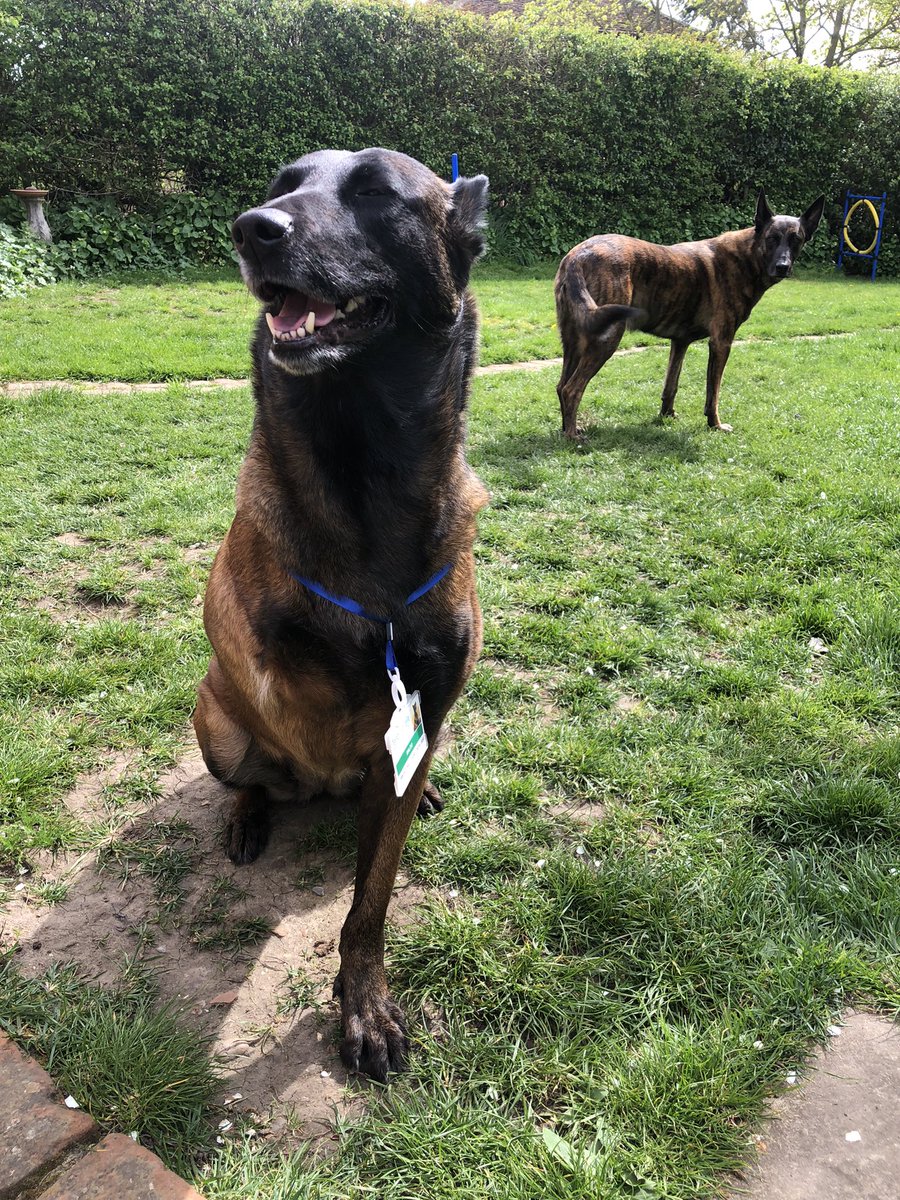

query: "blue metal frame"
xmin=836 ymin=191 xmax=887 ymax=282
xmin=450 ymin=153 xmax=459 ymax=183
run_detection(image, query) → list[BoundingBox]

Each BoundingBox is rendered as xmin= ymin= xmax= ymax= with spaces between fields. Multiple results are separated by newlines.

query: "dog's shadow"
xmin=477 ymin=417 xmax=702 ymax=469
xmin=1 ymin=749 xmax=417 ymax=1140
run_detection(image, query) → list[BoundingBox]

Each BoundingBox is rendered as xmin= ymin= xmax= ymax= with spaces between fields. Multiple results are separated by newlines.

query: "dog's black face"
xmin=754 ymin=190 xmax=826 ymax=280
xmin=232 ymin=148 xmax=488 ymax=377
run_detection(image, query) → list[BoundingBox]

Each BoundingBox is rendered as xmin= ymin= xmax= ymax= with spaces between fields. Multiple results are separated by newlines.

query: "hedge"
xmin=1 ymin=0 xmax=898 ymax=273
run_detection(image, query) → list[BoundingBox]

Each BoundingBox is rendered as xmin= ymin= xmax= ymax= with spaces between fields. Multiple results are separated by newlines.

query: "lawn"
xmin=1 ymin=261 xmax=898 ymax=380
xmin=1 ymin=272 xmax=899 ymax=1198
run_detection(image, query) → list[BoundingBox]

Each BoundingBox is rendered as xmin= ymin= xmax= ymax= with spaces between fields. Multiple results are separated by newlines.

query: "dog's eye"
xmin=356 ymin=187 xmax=391 ymax=198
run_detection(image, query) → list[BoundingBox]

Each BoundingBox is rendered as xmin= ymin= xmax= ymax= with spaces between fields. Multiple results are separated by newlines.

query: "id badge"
xmin=385 ymin=689 xmax=428 ymax=797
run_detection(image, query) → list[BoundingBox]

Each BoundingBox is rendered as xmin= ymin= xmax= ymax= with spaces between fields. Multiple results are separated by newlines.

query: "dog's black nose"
xmin=232 ymin=207 xmax=293 ymax=256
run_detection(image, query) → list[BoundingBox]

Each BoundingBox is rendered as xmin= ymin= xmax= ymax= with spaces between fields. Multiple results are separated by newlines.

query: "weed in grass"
xmin=191 ymin=916 xmax=273 ymax=955
xmin=76 ymin=564 xmax=131 ymax=606
xmin=192 ymin=875 xmax=248 ymax=922
xmin=98 ymin=819 xmax=198 ymax=920
xmin=295 ymin=862 xmax=326 ymax=891
xmin=34 ymin=879 xmax=69 ymax=905
xmin=188 ymin=877 xmax=272 ymax=954
xmin=276 ymin=966 xmax=322 ymax=1017
xmin=298 ymin=813 xmax=357 ymax=859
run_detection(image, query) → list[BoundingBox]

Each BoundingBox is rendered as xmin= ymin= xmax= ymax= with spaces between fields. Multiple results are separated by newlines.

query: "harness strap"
xmin=289 ymin=562 xmax=453 ymax=679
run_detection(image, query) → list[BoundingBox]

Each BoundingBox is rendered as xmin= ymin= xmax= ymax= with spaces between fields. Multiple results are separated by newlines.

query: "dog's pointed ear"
xmin=801 ymin=194 xmax=826 ymax=242
xmin=447 ymin=174 xmax=489 ymax=283
xmin=755 ymin=189 xmax=773 ymax=233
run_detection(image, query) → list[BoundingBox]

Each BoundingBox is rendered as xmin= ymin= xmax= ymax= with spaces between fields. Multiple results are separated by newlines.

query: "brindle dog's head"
xmin=754 ymin=190 xmax=825 ymax=280
xmin=232 ymin=148 xmax=489 ymax=377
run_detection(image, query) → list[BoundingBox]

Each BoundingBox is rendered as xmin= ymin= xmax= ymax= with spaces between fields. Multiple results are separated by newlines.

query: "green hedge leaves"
xmin=1 ymin=0 xmax=897 ymax=272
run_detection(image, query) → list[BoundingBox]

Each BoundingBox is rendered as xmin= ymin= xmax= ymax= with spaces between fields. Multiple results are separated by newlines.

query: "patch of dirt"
xmin=613 ymin=692 xmax=642 ymax=715
xmin=61 ymin=749 xmax=138 ymax=820
xmin=482 ymin=658 xmax=562 ymax=724
xmin=28 ymin=592 xmax=118 ymax=624
xmin=548 ymin=798 xmax=607 ymax=826
xmin=54 ymin=532 xmax=91 ymax=548
xmin=1 ymin=747 xmax=430 ymax=1144
xmin=182 ymin=543 xmax=216 ymax=566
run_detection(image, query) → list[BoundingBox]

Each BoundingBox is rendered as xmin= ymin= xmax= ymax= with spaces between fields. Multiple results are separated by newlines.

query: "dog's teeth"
xmin=345 ymin=297 xmax=360 ymax=314
xmin=265 ymin=312 xmax=276 ymax=334
xmin=296 ymin=325 xmax=306 ymax=338
xmin=333 ymin=308 xmax=345 ymax=321
xmin=305 ymin=311 xmax=315 ymax=335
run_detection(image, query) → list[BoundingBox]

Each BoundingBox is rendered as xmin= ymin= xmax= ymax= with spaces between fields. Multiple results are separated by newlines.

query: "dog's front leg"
xmin=705 ymin=336 xmax=734 ymax=431
xmin=334 ymin=750 xmax=432 ymax=1082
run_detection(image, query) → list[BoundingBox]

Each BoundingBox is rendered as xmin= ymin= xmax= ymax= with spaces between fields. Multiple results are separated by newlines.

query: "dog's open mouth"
xmin=258 ymin=285 xmax=389 ymax=348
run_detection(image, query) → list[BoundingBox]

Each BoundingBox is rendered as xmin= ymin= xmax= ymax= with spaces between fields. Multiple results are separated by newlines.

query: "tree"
xmin=511 ymin=0 xmax=691 ymax=36
xmin=687 ymin=0 xmax=900 ymax=65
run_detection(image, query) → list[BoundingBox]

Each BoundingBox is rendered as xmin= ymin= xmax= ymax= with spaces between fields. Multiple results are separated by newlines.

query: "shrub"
xmin=0 ymin=222 xmax=56 ymax=297
xmin=48 ymin=194 xmax=237 ymax=277
xmin=1 ymin=0 xmax=897 ymax=271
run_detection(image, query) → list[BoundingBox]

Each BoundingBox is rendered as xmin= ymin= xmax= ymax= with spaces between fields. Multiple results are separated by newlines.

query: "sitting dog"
xmin=555 ymin=190 xmax=825 ymax=435
xmin=193 ymin=149 xmax=489 ymax=1081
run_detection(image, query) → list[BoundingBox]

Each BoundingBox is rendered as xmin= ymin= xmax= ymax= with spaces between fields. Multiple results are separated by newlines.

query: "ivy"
xmin=0 ymin=223 xmax=56 ymax=297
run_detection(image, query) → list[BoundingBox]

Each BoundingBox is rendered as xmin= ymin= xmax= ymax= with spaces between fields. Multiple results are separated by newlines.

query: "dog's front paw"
xmin=416 ymin=780 xmax=444 ymax=818
xmin=333 ymin=967 xmax=408 ymax=1083
xmin=224 ymin=789 xmax=270 ymax=864
xmin=710 ymin=422 xmax=733 ymax=433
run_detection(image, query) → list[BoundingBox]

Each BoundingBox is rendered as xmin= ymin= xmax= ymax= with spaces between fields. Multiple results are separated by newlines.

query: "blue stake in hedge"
xmin=836 ymin=191 xmax=887 ymax=281
xmin=451 ymin=153 xmax=459 ymax=183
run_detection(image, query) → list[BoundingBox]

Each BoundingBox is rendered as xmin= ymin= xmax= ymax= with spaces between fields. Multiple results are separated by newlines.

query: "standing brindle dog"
xmin=193 ymin=149 xmax=489 ymax=1081
xmin=555 ymin=190 xmax=825 ymax=436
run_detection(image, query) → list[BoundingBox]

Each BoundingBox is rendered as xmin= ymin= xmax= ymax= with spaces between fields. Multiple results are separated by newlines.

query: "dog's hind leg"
xmin=194 ymin=661 xmax=294 ymax=863
xmin=416 ymin=779 xmax=444 ymax=817
xmin=558 ymin=325 xmax=625 ymax=438
xmin=659 ymin=339 xmax=689 ymax=418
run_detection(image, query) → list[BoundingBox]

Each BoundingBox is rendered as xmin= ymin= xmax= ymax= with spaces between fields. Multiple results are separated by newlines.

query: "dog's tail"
xmin=561 ymin=255 xmax=646 ymax=336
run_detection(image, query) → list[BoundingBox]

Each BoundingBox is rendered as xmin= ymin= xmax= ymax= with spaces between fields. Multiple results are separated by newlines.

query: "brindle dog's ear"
xmin=447 ymin=175 xmax=489 ymax=284
xmin=755 ymin=189 xmax=774 ymax=234
xmin=800 ymin=195 xmax=826 ymax=242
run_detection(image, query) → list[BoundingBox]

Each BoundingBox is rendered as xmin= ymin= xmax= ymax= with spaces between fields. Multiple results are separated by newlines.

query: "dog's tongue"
xmin=271 ymin=291 xmax=337 ymax=333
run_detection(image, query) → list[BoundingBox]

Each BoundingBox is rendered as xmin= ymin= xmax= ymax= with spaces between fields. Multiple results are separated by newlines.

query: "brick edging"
xmin=0 ymin=1034 xmax=205 ymax=1200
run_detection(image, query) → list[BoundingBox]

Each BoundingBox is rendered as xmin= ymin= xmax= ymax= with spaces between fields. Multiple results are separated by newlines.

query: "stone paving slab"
xmin=0 ymin=1033 xmax=98 ymax=1199
xmin=735 ymin=1012 xmax=900 ymax=1200
xmin=35 ymin=1132 xmax=206 ymax=1200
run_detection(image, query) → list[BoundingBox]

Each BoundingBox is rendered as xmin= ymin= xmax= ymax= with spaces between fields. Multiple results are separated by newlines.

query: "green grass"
xmin=1 ymin=263 xmax=898 ymax=380
xmin=1 ymin=274 xmax=899 ymax=1197
xmin=0 ymin=956 xmax=218 ymax=1174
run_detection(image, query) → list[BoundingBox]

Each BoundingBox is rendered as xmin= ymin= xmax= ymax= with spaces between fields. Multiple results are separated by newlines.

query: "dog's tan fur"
xmin=193 ymin=148 xmax=488 ymax=1080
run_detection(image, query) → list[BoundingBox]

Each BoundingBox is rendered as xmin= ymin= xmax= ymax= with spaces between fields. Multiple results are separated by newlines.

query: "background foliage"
xmin=0 ymin=0 xmax=898 ymax=273
xmin=0 ymin=222 xmax=55 ymax=296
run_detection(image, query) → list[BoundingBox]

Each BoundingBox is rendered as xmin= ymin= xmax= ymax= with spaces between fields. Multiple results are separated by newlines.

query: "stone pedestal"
xmin=10 ymin=187 xmax=52 ymax=243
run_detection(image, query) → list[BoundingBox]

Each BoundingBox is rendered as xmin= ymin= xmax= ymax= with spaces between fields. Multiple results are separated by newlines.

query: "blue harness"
xmin=288 ymin=562 xmax=453 ymax=680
